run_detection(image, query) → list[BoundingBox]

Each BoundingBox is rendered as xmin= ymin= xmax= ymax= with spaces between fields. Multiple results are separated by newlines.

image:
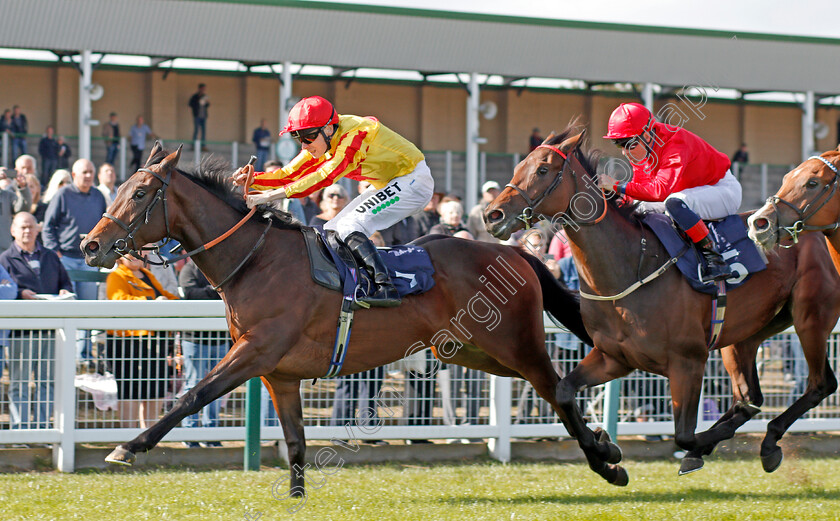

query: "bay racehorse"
xmin=484 ymin=126 xmax=840 ymax=480
xmin=748 ymin=147 xmax=840 ymax=267
xmin=80 ymin=144 xmax=606 ymax=497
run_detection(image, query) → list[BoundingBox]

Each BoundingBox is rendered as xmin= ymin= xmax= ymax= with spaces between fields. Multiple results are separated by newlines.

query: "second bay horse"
xmin=484 ymin=125 xmax=840 ymax=480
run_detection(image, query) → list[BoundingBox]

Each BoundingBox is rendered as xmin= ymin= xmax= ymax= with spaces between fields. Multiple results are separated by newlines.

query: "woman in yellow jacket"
xmin=105 ymin=252 xmax=178 ymax=428
xmin=234 ymin=96 xmax=434 ymax=308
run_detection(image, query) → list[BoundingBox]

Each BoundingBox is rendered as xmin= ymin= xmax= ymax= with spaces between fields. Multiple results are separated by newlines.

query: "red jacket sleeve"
xmin=624 ymin=152 xmax=685 ymax=202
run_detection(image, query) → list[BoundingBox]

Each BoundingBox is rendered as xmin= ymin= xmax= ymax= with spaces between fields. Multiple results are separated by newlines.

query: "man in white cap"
xmin=467 ymin=180 xmax=501 ymax=243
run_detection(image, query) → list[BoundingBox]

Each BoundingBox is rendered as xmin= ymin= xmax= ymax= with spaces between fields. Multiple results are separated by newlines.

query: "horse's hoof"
xmin=105 ymin=446 xmax=136 ymax=466
xmin=605 ymin=442 xmax=623 ymax=464
xmin=678 ymin=457 xmax=704 ymax=475
xmin=609 ymin=465 xmax=629 ymax=487
xmin=761 ymin=447 xmax=783 ymax=473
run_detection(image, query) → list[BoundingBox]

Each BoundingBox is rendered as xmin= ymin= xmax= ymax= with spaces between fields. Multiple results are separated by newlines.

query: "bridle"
xmin=104 ymin=166 xmax=174 ymax=259
xmin=767 ymin=155 xmax=840 ymax=247
xmin=102 ymin=156 xmax=271 ymax=290
xmin=504 ymin=142 xmax=607 ymax=229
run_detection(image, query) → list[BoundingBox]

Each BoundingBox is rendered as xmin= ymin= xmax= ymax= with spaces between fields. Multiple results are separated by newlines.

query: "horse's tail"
xmin=516 ymin=250 xmax=593 ymax=346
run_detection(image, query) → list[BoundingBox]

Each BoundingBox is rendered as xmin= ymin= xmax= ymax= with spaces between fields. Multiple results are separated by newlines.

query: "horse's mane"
xmin=544 ymin=124 xmax=640 ymax=223
xmin=145 ymin=148 xmax=302 ymax=230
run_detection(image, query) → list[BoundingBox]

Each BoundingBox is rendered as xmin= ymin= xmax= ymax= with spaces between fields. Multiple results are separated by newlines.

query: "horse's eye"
xmin=807 ymin=179 xmax=819 ymax=189
xmin=134 ymin=190 xmax=146 ymax=199
xmin=538 ymin=166 xmax=549 ymax=176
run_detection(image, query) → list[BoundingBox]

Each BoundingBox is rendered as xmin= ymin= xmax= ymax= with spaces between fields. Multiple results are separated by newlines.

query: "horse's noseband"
xmin=103 ymin=167 xmax=173 ymax=262
xmin=505 ymin=144 xmax=573 ymax=229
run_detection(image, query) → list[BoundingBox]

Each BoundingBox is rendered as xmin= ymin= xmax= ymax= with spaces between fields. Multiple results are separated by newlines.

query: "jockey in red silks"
xmin=597 ymin=103 xmax=742 ymax=282
xmin=233 ymin=96 xmax=434 ymax=307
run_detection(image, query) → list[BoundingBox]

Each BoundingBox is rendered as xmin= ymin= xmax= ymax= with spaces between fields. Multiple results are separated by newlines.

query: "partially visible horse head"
xmin=81 ymin=142 xmax=182 ymax=268
xmin=484 ymin=127 xmax=589 ymax=240
xmin=748 ymin=147 xmax=840 ymax=251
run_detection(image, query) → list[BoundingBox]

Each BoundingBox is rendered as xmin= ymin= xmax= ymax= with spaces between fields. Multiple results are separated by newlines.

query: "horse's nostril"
xmin=754 ymin=218 xmax=769 ymax=230
xmin=86 ymin=241 xmax=100 ymax=253
xmin=487 ymin=210 xmax=504 ymax=223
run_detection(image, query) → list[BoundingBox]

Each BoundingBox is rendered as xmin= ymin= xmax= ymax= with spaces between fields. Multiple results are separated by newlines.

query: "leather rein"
xmin=767 ymin=155 xmax=840 ymax=247
xmin=103 ymin=156 xmax=271 ymax=290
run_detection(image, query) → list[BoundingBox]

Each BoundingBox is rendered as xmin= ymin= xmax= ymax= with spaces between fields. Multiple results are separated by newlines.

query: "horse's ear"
xmin=144 ymin=141 xmax=164 ymax=168
xmin=558 ymin=130 xmax=585 ymax=155
xmin=159 ymin=144 xmax=183 ymax=172
xmin=541 ymin=132 xmax=556 ymax=146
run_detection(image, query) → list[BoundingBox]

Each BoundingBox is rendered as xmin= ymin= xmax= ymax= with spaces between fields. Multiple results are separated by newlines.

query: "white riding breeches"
xmin=325 ymin=160 xmax=435 ymax=240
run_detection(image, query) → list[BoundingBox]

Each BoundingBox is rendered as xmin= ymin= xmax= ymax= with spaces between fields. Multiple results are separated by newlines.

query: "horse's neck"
xmin=565 ymin=202 xmax=648 ymax=296
xmin=170 ymin=179 xmax=294 ymax=290
xmin=826 ymin=234 xmax=840 ymax=276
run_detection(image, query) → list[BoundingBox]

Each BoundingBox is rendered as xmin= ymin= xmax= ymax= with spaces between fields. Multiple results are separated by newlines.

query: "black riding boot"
xmin=344 ymin=231 xmax=401 ymax=308
xmin=697 ymin=236 xmax=731 ymax=282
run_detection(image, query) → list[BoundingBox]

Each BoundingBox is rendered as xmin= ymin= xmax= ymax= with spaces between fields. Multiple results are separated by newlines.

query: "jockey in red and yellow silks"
xmin=598 ymin=103 xmax=742 ymax=282
xmin=233 ymin=96 xmax=434 ymax=307
xmin=250 ymin=114 xmax=425 ymax=199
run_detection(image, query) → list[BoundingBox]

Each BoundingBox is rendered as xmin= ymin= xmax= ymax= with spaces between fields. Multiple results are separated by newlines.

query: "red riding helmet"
xmin=603 ymin=103 xmax=653 ymax=140
xmin=279 ymin=96 xmax=340 ymax=136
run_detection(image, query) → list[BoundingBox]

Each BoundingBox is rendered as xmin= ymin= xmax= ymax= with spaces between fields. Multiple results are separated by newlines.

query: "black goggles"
xmin=290 ymin=128 xmax=321 ymax=145
xmin=612 ymin=137 xmax=640 ymax=150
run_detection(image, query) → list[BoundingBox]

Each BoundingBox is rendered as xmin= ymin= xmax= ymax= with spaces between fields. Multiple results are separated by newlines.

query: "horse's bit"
xmin=767 ymin=155 xmax=840 ymax=246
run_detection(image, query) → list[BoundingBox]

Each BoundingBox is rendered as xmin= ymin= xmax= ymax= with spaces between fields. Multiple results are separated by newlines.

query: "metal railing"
xmin=1 ymin=300 xmax=837 ymax=472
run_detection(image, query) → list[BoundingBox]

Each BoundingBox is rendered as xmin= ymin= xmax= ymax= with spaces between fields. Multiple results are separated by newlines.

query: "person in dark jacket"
xmin=0 ymin=212 xmax=73 ymax=430
xmin=188 ymin=83 xmax=209 ymax=149
xmin=0 ymin=212 xmax=72 ymax=299
xmin=10 ymin=105 xmax=28 ymax=159
xmin=177 ymin=259 xmax=230 ymax=446
xmin=38 ymin=126 xmax=59 ymax=185
xmin=42 ymin=158 xmax=106 ymax=301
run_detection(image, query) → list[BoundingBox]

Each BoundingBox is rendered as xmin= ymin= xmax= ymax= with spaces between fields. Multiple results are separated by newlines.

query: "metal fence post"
xmin=488 ymin=375 xmax=512 ymax=462
xmin=55 ymin=322 xmax=77 ymax=472
xmin=760 ymin=163 xmax=768 ymax=202
xmin=2 ymin=132 xmax=9 ymax=168
xmin=479 ymin=151 xmax=487 ymax=189
xmin=445 ymin=150 xmax=453 ymax=193
xmin=119 ymin=136 xmax=127 ymax=181
xmin=194 ymin=139 xmax=202 ymax=167
xmin=244 ymin=377 xmax=262 ymax=470
xmin=231 ymin=142 xmax=239 ymax=169
xmin=603 ymin=379 xmax=621 ymax=441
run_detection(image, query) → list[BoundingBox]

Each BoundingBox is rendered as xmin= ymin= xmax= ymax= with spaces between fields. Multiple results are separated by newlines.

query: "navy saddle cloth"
xmin=301 ymin=226 xmax=435 ymax=298
xmin=642 ymin=213 xmax=767 ymax=295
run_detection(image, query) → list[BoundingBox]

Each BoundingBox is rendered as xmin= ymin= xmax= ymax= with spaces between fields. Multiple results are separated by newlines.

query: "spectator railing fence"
xmin=1 ymin=300 xmax=838 ymax=473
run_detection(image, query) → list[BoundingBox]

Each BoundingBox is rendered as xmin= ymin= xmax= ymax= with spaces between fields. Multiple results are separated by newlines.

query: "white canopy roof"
xmin=0 ymin=0 xmax=837 ymax=93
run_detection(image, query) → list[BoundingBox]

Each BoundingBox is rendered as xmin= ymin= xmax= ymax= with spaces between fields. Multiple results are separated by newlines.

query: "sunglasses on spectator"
xmin=326 ymin=193 xmax=345 ymax=199
xmin=290 ymin=128 xmax=321 ymax=145
xmin=612 ymin=137 xmax=640 ymax=150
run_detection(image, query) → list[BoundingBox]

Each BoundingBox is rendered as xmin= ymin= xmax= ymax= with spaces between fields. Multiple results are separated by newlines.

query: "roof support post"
xmin=78 ymin=49 xmax=93 ymax=160
xmin=466 ymin=72 xmax=482 ymax=212
xmin=277 ymin=61 xmax=297 ymax=163
xmin=641 ymin=82 xmax=655 ymax=113
xmin=802 ymin=90 xmax=815 ymax=161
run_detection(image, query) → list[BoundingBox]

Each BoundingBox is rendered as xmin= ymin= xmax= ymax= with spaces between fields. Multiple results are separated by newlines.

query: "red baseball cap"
xmin=279 ymin=96 xmax=339 ymax=136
